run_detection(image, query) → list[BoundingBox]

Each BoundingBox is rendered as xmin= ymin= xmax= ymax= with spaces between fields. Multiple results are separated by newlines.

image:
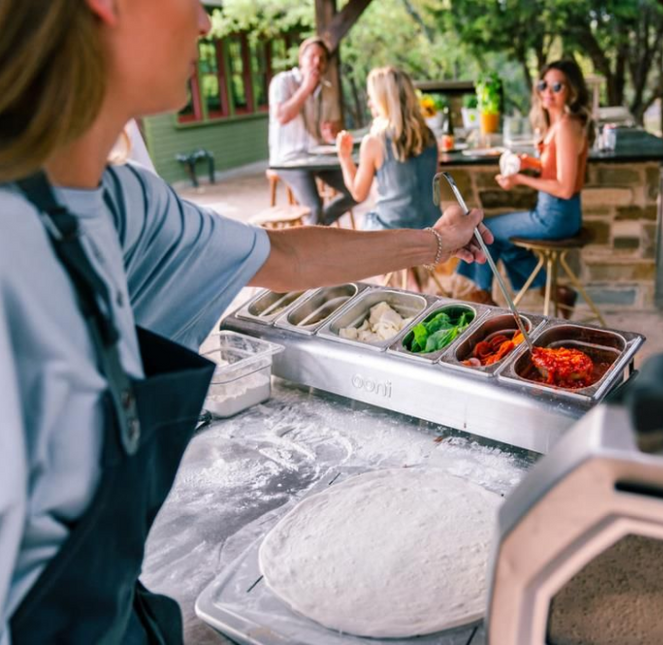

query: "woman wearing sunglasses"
xmin=458 ymin=59 xmax=594 ymax=314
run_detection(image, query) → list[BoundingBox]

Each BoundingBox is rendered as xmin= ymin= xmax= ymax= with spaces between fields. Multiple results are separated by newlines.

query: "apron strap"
xmin=16 ymin=172 xmax=142 ymax=455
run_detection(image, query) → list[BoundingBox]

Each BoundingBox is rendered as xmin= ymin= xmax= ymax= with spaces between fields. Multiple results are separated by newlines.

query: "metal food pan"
xmin=386 ymin=302 xmax=486 ymax=364
xmin=317 ymin=288 xmax=431 ymax=351
xmin=439 ymin=311 xmax=545 ymax=377
xmin=497 ymin=322 xmax=643 ymax=401
xmin=236 ymin=289 xmax=309 ymax=324
xmin=274 ymin=283 xmax=367 ymax=335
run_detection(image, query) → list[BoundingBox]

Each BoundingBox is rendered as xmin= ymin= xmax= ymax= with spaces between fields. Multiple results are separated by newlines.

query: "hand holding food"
xmin=336 ymin=130 xmax=354 ymax=159
xmin=301 ymin=68 xmax=322 ymax=95
xmin=495 ymin=173 xmax=519 ymax=191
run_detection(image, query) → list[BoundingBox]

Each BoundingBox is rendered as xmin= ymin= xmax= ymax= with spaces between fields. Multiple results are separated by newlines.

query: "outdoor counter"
xmin=141 ymin=379 xmax=535 ymax=644
xmin=439 ymin=135 xmax=663 ymax=311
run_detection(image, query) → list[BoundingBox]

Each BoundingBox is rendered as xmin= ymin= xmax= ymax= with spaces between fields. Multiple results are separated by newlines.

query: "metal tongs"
xmin=433 ymin=172 xmax=535 ymax=353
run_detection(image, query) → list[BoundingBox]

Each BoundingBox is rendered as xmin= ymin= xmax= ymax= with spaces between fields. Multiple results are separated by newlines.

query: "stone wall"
xmin=442 ymin=162 xmax=661 ymax=310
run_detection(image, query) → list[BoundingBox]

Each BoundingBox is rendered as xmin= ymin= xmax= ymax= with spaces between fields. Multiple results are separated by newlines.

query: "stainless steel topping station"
xmin=222 ymin=283 xmax=644 ymax=454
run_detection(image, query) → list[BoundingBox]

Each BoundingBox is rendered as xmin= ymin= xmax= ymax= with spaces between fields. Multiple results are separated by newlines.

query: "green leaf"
xmin=410 ymin=322 xmax=429 ymax=352
xmin=424 ymin=326 xmax=458 ymax=352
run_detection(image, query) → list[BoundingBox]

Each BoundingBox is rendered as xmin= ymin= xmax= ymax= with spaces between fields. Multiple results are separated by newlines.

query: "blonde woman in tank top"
xmin=458 ymin=59 xmax=594 ymax=315
xmin=336 ymin=67 xmax=441 ymax=231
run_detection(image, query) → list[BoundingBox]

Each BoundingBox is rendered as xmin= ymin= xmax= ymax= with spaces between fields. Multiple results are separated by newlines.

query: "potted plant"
xmin=418 ymin=92 xmax=445 ymax=130
xmin=475 ymin=73 xmax=502 ymax=135
xmin=461 ymin=94 xmax=479 ymax=130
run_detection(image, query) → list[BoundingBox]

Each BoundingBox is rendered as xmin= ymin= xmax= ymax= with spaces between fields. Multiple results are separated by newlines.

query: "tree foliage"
xmin=440 ymin=0 xmax=663 ymax=123
xmin=207 ymin=0 xmax=663 ymax=126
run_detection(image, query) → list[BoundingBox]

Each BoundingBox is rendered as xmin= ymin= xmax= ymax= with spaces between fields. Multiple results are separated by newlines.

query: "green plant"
xmin=463 ymin=94 xmax=478 ymax=109
xmin=476 ymin=72 xmax=502 ymax=114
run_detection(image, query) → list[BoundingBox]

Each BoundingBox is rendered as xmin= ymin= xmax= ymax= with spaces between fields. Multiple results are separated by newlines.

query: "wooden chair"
xmin=250 ymin=204 xmax=311 ymax=230
xmin=510 ymin=227 xmax=606 ymax=326
xmin=266 ymin=169 xmax=295 ymax=207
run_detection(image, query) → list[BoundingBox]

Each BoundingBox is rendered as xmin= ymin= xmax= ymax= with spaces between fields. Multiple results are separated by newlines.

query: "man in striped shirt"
xmin=269 ymin=37 xmax=356 ymax=225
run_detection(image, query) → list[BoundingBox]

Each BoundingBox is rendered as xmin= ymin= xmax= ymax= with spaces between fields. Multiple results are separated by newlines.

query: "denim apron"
xmin=10 ymin=173 xmax=215 ymax=644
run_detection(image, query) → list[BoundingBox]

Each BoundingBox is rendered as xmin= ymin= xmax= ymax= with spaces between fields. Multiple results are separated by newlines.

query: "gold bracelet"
xmin=423 ymin=227 xmax=444 ymax=271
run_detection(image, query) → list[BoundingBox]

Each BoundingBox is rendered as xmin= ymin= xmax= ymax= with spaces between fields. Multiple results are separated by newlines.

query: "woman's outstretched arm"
xmin=249 ymin=204 xmax=493 ymax=292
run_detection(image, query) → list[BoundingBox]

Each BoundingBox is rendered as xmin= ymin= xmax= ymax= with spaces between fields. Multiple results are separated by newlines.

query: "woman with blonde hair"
xmin=336 ymin=66 xmax=441 ymax=230
xmin=457 ymin=59 xmax=594 ymax=313
xmin=0 ymin=3 xmax=490 ymax=643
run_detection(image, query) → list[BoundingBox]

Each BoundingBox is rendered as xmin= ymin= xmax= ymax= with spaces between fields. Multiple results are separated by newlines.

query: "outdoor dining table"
xmin=268 ymin=151 xmax=350 ymax=173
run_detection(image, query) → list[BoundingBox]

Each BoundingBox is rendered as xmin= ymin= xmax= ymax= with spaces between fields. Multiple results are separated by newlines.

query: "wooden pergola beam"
xmin=316 ymin=0 xmax=374 ymax=54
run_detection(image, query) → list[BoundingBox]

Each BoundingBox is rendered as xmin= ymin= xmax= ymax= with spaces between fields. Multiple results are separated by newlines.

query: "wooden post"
xmin=315 ymin=0 xmax=343 ymax=124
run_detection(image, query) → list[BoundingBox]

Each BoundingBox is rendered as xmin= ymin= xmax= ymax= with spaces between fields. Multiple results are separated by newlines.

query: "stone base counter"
xmin=439 ymin=140 xmax=663 ymax=311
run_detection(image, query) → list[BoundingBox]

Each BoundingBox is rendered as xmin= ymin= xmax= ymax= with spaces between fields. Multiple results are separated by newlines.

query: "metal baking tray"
xmin=274 ymin=283 xmax=368 ymax=335
xmin=498 ymin=322 xmax=641 ymax=403
xmin=221 ymin=284 xmax=645 ymax=454
xmin=439 ymin=312 xmax=546 ymax=378
xmin=387 ymin=302 xmax=488 ymax=364
xmin=195 ymin=469 xmax=482 ymax=645
xmin=237 ymin=289 xmax=310 ymax=324
xmin=317 ymin=288 xmax=433 ymax=352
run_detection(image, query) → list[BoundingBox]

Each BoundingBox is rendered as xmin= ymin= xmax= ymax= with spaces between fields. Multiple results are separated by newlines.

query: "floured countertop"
xmin=142 ymin=378 xmax=536 ymax=644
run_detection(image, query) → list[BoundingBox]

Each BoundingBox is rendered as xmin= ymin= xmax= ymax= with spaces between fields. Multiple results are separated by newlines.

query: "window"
xmin=198 ymin=39 xmax=229 ymax=119
xmin=177 ymin=32 xmax=292 ymax=124
xmin=227 ymin=34 xmax=253 ymax=114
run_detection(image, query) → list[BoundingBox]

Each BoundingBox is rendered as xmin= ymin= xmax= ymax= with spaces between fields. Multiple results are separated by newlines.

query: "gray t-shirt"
xmin=0 ymin=163 xmax=270 ymax=644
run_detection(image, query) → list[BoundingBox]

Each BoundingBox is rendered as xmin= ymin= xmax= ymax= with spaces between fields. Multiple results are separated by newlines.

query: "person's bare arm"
xmin=274 ymin=70 xmax=319 ymax=125
xmin=497 ymin=119 xmax=583 ymax=199
xmin=336 ymin=133 xmax=381 ymax=203
xmin=249 ymin=205 xmax=493 ymax=292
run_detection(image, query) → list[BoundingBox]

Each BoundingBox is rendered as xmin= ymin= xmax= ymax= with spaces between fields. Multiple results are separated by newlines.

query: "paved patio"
xmin=176 ymin=163 xmax=663 ymax=369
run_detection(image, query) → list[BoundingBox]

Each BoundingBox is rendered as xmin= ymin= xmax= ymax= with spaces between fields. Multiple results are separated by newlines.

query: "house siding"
xmin=143 ymin=112 xmax=269 ymax=185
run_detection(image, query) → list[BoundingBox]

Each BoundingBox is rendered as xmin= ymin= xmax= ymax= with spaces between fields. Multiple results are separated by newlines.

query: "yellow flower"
xmin=419 ymin=95 xmax=437 ymax=118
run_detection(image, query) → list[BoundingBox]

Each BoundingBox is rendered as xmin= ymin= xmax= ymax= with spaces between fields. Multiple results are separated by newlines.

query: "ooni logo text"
xmin=351 ymin=374 xmax=392 ymax=398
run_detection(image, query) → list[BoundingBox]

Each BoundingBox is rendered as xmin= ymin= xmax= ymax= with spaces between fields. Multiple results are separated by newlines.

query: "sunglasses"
xmin=537 ymin=80 xmax=565 ymax=94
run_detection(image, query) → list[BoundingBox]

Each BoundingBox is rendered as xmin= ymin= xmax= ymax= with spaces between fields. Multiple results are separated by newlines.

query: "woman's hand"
xmin=336 ymin=130 xmax=354 ymax=160
xmin=433 ymin=204 xmax=493 ymax=264
xmin=495 ymin=173 xmax=520 ymax=191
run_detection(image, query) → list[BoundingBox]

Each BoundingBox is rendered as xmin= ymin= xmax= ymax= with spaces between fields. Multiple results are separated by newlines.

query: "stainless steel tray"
xmin=497 ymin=322 xmax=642 ymax=403
xmin=237 ymin=289 xmax=310 ymax=324
xmin=222 ymin=285 xmax=645 ymax=454
xmin=274 ymin=283 xmax=369 ymax=335
xmin=317 ymin=288 xmax=434 ymax=351
xmin=439 ymin=312 xmax=546 ymax=378
xmin=195 ymin=469 xmax=482 ymax=645
xmin=387 ymin=301 xmax=489 ymax=364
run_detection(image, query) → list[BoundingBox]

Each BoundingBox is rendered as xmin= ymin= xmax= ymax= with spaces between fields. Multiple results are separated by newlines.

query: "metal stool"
xmin=510 ymin=227 xmax=606 ymax=326
xmin=265 ymin=169 xmax=296 ymax=207
xmin=249 ymin=204 xmax=310 ymax=230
